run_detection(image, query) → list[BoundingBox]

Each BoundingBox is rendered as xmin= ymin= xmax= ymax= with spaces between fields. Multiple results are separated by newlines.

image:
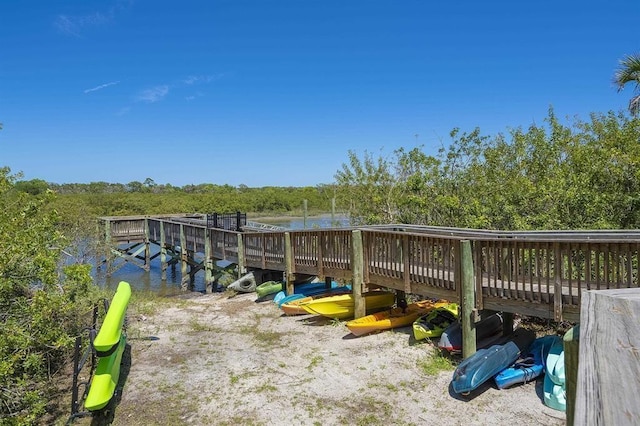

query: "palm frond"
xmin=613 ymin=53 xmax=640 ymax=91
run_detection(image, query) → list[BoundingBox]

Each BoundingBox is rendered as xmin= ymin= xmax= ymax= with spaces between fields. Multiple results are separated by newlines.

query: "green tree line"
xmin=335 ymin=109 xmax=640 ymax=230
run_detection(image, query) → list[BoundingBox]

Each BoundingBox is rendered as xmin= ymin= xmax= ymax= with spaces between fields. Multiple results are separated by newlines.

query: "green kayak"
xmin=256 ymin=281 xmax=283 ymax=298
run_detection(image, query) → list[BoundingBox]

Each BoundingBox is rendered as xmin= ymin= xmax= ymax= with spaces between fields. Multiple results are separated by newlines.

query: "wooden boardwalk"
xmin=99 ymin=214 xmax=640 ymax=323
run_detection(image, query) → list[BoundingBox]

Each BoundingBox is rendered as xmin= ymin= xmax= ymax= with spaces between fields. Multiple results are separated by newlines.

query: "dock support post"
xmin=352 ymin=230 xmax=365 ymax=319
xmin=144 ymin=218 xmax=150 ymax=272
xmin=205 ymin=228 xmax=213 ymax=292
xmin=237 ymin=234 xmax=246 ymax=276
xmin=160 ymin=221 xmax=167 ymax=281
xmin=180 ymin=224 xmax=189 ymax=291
xmin=285 ymin=232 xmax=295 ymax=295
xmin=460 ymin=240 xmax=477 ymax=359
xmin=502 ymin=312 xmax=514 ymax=336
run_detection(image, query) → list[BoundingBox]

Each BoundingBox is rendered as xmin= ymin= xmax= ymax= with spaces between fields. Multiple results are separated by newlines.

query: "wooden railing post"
xmin=104 ymin=219 xmax=112 ymax=276
xmin=460 ymin=240 xmax=477 ymax=358
xmin=554 ymin=243 xmax=563 ymax=321
xmin=237 ymin=233 xmax=246 ymax=275
xmin=352 ymin=230 xmax=365 ymax=318
xmin=285 ymin=232 xmax=295 ymax=295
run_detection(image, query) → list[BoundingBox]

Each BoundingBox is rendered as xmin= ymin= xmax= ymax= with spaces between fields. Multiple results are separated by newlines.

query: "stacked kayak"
xmin=84 ymin=281 xmax=131 ymax=411
xmin=346 ymin=299 xmax=451 ymax=337
xmin=438 ymin=312 xmax=503 ymax=353
xmin=412 ymin=303 xmax=459 ymax=341
xmin=301 ymin=291 xmax=396 ymax=320
xmin=495 ymin=335 xmax=561 ymax=389
xmin=543 ymin=336 xmax=567 ymax=411
xmin=451 ymin=328 xmax=536 ymax=395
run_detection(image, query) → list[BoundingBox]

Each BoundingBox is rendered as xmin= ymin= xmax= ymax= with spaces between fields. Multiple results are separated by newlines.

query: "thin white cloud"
xmin=54 ymin=1 xmax=132 ymax=36
xmin=84 ymin=81 xmax=120 ymax=94
xmin=136 ymin=85 xmax=169 ymax=103
xmin=183 ymin=74 xmax=222 ymax=85
xmin=54 ymin=12 xmax=110 ymax=37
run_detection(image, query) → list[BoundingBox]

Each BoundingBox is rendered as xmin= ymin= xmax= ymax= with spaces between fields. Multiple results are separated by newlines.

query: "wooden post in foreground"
xmin=284 ymin=232 xmax=295 ymax=295
xmin=352 ymin=230 xmax=365 ymax=318
xmin=564 ymin=324 xmax=580 ymax=426
xmin=460 ymin=240 xmax=477 ymax=359
xmin=575 ymin=289 xmax=640 ymax=425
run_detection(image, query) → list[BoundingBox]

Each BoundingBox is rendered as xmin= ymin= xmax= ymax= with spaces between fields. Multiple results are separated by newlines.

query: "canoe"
xmin=280 ymin=289 xmax=353 ymax=316
xmin=495 ymin=335 xmax=561 ymax=389
xmin=301 ymin=291 xmax=395 ymax=320
xmin=438 ymin=312 xmax=503 ymax=353
xmin=346 ymin=300 xmax=451 ymax=337
xmin=84 ymin=334 xmax=127 ymax=411
xmin=412 ymin=303 xmax=459 ymax=341
xmin=451 ymin=328 xmax=536 ymax=395
xmin=256 ymin=281 xmax=283 ymax=298
xmin=93 ymin=281 xmax=131 ymax=354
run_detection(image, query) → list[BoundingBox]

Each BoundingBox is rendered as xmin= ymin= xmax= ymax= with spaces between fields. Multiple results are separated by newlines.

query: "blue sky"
xmin=1 ymin=1 xmax=638 ymax=187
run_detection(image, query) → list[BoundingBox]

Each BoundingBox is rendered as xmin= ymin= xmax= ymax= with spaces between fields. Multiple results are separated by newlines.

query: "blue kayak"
xmin=451 ymin=328 xmax=536 ymax=395
xmin=273 ymin=281 xmax=350 ymax=307
xmin=494 ymin=335 xmax=561 ymax=389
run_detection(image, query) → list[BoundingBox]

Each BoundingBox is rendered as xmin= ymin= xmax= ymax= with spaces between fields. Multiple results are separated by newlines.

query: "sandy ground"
xmin=85 ymin=291 xmax=566 ymax=426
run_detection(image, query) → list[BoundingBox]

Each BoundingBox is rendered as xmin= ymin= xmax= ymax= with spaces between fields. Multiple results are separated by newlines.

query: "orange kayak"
xmin=346 ymin=299 xmax=450 ymax=337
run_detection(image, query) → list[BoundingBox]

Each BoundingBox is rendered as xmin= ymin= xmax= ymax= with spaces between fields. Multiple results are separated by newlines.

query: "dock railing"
xmin=99 ymin=215 xmax=640 ymax=321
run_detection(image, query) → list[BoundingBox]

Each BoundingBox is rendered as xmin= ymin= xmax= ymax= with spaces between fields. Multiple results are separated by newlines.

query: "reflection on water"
xmin=93 ymin=215 xmax=349 ymax=294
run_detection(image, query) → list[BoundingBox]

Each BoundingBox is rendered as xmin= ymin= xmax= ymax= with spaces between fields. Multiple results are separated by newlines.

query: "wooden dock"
xmin=99 ymin=214 xmax=640 ymax=324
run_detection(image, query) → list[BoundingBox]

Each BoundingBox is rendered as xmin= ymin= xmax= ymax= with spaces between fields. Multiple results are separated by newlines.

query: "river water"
xmin=94 ymin=214 xmax=350 ymax=294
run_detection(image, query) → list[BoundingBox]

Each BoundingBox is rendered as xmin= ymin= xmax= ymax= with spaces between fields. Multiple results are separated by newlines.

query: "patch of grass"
xmin=417 ymin=350 xmax=455 ymax=376
xmin=307 ymin=355 xmax=324 ymax=371
xmin=385 ymin=383 xmax=399 ymax=392
xmin=255 ymin=382 xmax=278 ymax=393
xmin=238 ymin=324 xmax=286 ymax=347
xmin=329 ymin=317 xmax=344 ymax=327
xmin=188 ymin=318 xmax=210 ymax=332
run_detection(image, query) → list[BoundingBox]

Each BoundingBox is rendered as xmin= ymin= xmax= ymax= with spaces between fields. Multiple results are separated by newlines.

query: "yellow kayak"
xmin=346 ymin=300 xmax=451 ymax=337
xmin=301 ymin=291 xmax=395 ymax=320
xmin=280 ymin=290 xmax=352 ymax=316
xmin=412 ymin=303 xmax=459 ymax=341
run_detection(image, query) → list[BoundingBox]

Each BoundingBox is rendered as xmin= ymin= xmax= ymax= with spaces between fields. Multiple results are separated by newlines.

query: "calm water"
xmin=255 ymin=213 xmax=350 ymax=229
xmin=94 ymin=214 xmax=350 ymax=294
